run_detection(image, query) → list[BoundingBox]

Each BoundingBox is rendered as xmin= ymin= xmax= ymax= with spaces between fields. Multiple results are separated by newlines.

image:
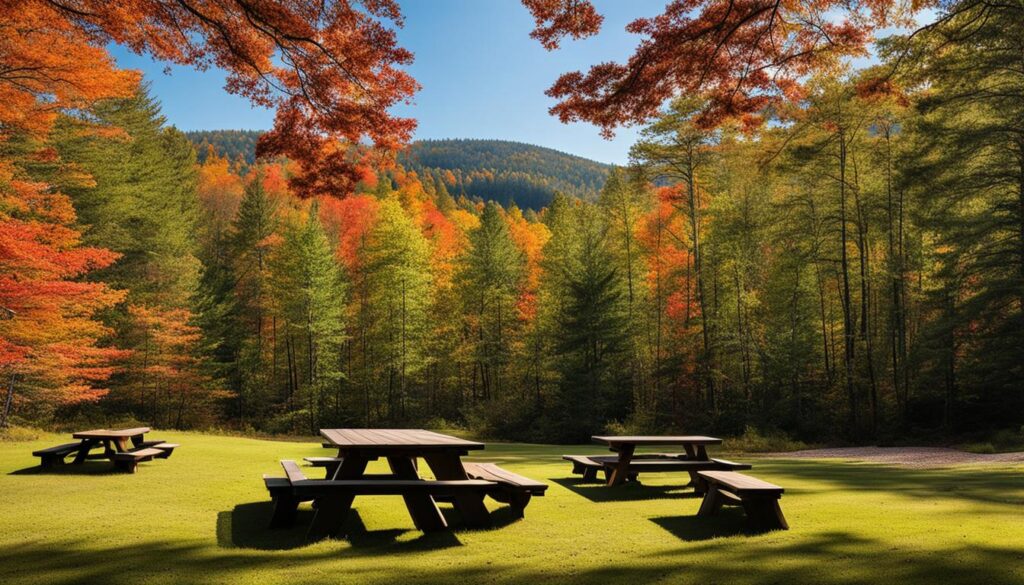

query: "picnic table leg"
xmin=681 ymin=444 xmax=706 ymax=491
xmin=743 ymin=497 xmax=789 ymax=531
xmin=307 ymin=454 xmax=369 ymax=541
xmin=423 ymin=454 xmax=491 ymax=529
xmin=130 ymin=434 xmax=144 ymax=448
xmin=697 ymin=485 xmax=724 ymax=517
xmin=606 ymin=443 xmax=635 ymax=486
xmin=72 ymin=439 xmax=95 ymax=464
xmin=387 ymin=456 xmax=447 ymax=533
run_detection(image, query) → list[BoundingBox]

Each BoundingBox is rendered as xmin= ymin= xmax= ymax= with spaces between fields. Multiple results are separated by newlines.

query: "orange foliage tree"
xmin=0 ymin=2 xmax=138 ymax=419
xmin=15 ymin=0 xmax=419 ymax=197
xmin=524 ymin=0 xmax=924 ymax=133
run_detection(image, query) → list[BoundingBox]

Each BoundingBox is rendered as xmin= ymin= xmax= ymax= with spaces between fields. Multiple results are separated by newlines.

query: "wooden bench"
xmin=564 ymin=454 xmax=751 ymax=486
xmin=697 ymin=471 xmax=788 ymax=531
xmin=264 ymin=460 xmax=497 ymax=538
xmin=110 ymin=447 xmax=165 ymax=473
xmin=303 ymin=456 xmax=344 ymax=478
xmin=32 ymin=442 xmax=83 ymax=468
xmin=463 ymin=462 xmax=548 ymax=517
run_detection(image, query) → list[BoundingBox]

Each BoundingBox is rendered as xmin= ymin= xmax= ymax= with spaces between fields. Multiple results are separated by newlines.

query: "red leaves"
xmin=532 ymin=0 xmax=903 ymax=134
xmin=523 ymin=0 xmax=603 ymax=49
xmin=23 ymin=0 xmax=419 ymax=197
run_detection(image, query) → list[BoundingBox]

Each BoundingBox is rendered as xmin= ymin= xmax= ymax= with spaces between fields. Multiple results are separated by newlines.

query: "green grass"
xmin=1 ymin=432 xmax=1022 ymax=585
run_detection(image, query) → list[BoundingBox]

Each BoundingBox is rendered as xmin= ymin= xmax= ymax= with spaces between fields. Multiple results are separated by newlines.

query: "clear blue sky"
xmin=108 ymin=0 xmax=666 ymax=165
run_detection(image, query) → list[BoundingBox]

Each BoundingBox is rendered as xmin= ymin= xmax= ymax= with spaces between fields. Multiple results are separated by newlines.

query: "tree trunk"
xmin=0 ymin=373 xmax=15 ymax=428
xmin=838 ymin=128 xmax=858 ymax=434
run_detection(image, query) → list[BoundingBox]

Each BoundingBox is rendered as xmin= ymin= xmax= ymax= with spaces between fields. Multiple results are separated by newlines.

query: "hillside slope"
xmin=399 ymin=139 xmax=610 ymax=209
xmin=185 ymin=133 xmax=610 ymax=210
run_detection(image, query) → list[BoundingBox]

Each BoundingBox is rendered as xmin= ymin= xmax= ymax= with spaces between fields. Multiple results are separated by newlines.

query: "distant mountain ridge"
xmin=399 ymin=139 xmax=610 ymax=210
xmin=185 ymin=132 xmax=611 ymax=210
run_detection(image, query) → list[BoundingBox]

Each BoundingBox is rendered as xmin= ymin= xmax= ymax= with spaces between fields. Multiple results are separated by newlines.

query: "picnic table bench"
xmin=564 ymin=435 xmax=750 ymax=488
xmin=697 ymin=470 xmax=788 ymax=530
xmin=265 ymin=460 xmax=495 ymax=539
xmin=32 ymin=427 xmax=178 ymax=472
xmin=463 ymin=462 xmax=548 ymax=517
xmin=263 ymin=429 xmax=547 ymax=540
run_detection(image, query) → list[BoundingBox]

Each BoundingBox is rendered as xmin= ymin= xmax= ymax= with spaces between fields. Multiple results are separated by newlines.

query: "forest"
xmin=187 ymin=134 xmax=612 ymax=211
xmin=2 ymin=0 xmax=1022 ymax=445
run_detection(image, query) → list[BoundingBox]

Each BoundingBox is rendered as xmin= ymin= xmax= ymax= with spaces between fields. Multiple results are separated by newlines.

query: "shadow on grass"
xmin=552 ymin=477 xmax=701 ymax=502
xmin=4 ymin=529 xmax=1024 ymax=585
xmin=8 ymin=462 xmax=121 ymax=476
xmin=217 ymin=500 xmax=523 ymax=552
xmin=753 ymin=459 xmax=1024 ymax=506
xmin=650 ymin=511 xmax=771 ymax=542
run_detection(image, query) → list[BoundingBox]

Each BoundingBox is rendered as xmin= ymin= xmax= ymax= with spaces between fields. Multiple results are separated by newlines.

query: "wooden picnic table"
xmin=318 ymin=429 xmax=490 ymax=534
xmin=592 ymin=435 xmax=723 ymax=486
xmin=69 ymin=427 xmax=152 ymax=463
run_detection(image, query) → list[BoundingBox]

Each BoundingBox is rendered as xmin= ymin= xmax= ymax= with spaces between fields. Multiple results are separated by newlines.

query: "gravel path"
xmin=763 ymin=446 xmax=1024 ymax=467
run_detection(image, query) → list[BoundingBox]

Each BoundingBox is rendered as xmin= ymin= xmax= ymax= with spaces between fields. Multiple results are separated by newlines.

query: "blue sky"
xmin=108 ymin=0 xmax=665 ymax=165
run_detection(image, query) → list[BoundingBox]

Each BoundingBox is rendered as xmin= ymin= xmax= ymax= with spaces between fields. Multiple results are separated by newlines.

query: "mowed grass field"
xmin=1 ymin=432 xmax=1023 ymax=585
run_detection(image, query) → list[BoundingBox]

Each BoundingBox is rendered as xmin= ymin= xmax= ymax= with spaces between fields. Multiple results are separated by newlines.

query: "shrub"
xmin=728 ymin=426 xmax=808 ymax=453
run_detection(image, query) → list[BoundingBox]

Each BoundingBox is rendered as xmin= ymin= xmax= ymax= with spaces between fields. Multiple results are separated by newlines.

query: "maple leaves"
xmin=522 ymin=0 xmax=604 ymax=49
xmin=15 ymin=0 xmax=418 ymax=197
xmin=527 ymin=0 xmax=918 ymax=134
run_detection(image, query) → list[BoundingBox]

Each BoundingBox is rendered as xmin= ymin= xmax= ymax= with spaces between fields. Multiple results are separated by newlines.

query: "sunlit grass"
xmin=1 ymin=432 xmax=1022 ymax=585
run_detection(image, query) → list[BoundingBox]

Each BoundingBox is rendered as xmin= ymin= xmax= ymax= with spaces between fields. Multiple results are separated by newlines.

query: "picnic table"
xmin=70 ymin=427 xmax=152 ymax=462
xmin=263 ymin=429 xmax=548 ymax=540
xmin=32 ymin=427 xmax=179 ymax=472
xmin=564 ymin=435 xmax=750 ymax=487
xmin=317 ymin=428 xmax=490 ymax=535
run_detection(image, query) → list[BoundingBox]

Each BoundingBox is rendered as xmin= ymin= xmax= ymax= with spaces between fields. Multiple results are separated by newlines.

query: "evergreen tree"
xmin=270 ymin=203 xmax=348 ymax=432
xmin=459 ymin=202 xmax=525 ymax=402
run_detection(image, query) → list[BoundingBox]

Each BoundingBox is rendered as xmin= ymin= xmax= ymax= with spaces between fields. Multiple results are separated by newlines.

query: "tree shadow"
xmin=552 ymin=477 xmax=701 ymax=502
xmin=754 ymin=459 xmax=1024 ymax=507
xmin=4 ymin=530 xmax=1023 ymax=585
xmin=650 ymin=512 xmax=772 ymax=542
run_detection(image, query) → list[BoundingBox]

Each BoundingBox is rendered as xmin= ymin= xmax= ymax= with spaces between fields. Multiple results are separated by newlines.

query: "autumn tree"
xmin=524 ymin=0 xmax=922 ymax=133
xmin=19 ymin=0 xmax=419 ymax=195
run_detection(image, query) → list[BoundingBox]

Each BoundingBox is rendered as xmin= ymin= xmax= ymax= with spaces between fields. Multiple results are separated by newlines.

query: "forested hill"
xmin=399 ymin=139 xmax=610 ymax=210
xmin=186 ymin=133 xmax=611 ymax=209
xmin=187 ymin=129 xmax=261 ymax=164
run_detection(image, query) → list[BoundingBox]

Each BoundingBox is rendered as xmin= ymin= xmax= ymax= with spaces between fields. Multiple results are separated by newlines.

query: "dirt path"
xmin=763 ymin=446 xmax=1024 ymax=467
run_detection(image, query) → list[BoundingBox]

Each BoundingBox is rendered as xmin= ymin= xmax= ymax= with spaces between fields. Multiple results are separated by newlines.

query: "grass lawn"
xmin=1 ymin=432 xmax=1022 ymax=585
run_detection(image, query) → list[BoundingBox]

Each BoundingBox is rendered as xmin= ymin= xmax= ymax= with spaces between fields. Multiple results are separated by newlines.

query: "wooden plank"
xmin=73 ymin=427 xmax=151 ymax=439
xmin=304 ymin=456 xmax=344 ymax=466
xmin=291 ymin=479 xmax=496 ymax=495
xmin=280 ymin=460 xmax=307 ymax=484
xmin=32 ymin=442 xmax=83 ymax=456
xmin=111 ymin=447 xmax=163 ymax=461
xmin=319 ymin=428 xmax=484 ymax=450
xmin=698 ymin=471 xmax=784 ymax=495
xmin=592 ymin=435 xmax=722 ymax=446
xmin=464 ymin=462 xmax=548 ymax=491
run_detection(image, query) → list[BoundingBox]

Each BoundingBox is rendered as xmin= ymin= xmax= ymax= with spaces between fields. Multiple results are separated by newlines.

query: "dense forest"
xmin=188 ymin=130 xmax=261 ymax=166
xmin=2 ymin=0 xmax=1023 ymax=445
xmin=399 ymin=139 xmax=610 ymax=209
xmin=186 ymin=134 xmax=611 ymax=211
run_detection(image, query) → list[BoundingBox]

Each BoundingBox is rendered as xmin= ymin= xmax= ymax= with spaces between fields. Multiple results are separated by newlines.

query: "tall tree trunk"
xmin=687 ymin=154 xmax=716 ymax=413
xmin=838 ymin=128 xmax=858 ymax=434
xmin=1 ymin=373 xmax=15 ymax=428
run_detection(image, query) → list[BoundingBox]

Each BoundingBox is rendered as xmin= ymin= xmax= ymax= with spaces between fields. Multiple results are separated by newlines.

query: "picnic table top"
xmin=72 ymin=427 xmax=151 ymax=439
xmin=320 ymin=429 xmax=485 ymax=451
xmin=592 ymin=435 xmax=722 ymax=446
